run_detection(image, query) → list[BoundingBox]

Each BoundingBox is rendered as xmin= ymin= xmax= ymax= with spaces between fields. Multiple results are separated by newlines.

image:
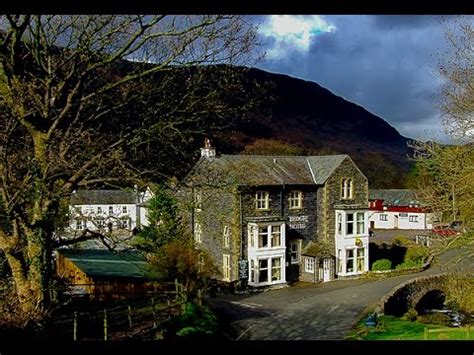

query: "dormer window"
xmin=341 ymin=178 xmax=354 ymax=199
xmin=289 ymin=190 xmax=303 ymax=209
xmin=255 ymin=191 xmax=269 ymax=210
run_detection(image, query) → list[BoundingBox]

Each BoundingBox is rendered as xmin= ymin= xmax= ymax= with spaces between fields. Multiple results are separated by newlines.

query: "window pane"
xmin=347 ymin=259 xmax=354 ymax=272
xmin=347 ymin=249 xmax=354 ymax=258
xmin=258 ymin=259 xmax=268 ymax=283
xmin=259 ymin=227 xmax=268 ymax=248
xmin=347 ymin=222 xmax=353 ymax=235
xmin=357 ymin=248 xmax=365 ymax=257
xmin=271 ymin=258 xmax=281 ymax=281
xmin=347 ymin=213 xmax=353 ymax=221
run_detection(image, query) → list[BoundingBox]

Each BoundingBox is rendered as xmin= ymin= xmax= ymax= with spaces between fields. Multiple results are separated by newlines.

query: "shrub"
xmin=393 ymin=236 xmax=412 ymax=246
xmin=395 ymin=260 xmax=422 ymax=270
xmin=160 ymin=302 xmax=219 ymax=340
xmin=372 ymin=259 xmax=392 ymax=271
xmin=402 ymin=308 xmax=418 ymax=321
xmin=404 ymin=245 xmax=429 ymax=264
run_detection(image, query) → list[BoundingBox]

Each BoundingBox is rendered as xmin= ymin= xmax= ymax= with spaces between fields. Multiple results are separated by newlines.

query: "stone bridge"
xmin=377 ymin=273 xmax=449 ymax=317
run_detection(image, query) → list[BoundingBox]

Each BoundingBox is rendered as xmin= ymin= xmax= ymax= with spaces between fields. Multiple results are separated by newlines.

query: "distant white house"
xmin=368 ymin=189 xmax=436 ymax=231
xmin=69 ymin=187 xmax=153 ymax=234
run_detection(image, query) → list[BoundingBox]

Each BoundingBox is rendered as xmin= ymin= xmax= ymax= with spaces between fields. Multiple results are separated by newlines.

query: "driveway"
xmin=207 ymin=249 xmax=473 ymax=340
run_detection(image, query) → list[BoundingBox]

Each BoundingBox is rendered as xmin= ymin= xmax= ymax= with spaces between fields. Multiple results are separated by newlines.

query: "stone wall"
xmin=377 ymin=273 xmax=449 ymax=316
xmin=320 ymin=156 xmax=369 ymax=249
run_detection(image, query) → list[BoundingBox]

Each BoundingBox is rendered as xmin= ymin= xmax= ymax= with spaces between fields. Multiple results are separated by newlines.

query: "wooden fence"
xmin=49 ymin=279 xmax=191 ymax=340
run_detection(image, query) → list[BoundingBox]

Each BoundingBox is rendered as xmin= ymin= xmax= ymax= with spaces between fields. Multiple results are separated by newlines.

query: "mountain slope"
xmin=215 ymin=67 xmax=414 ymax=188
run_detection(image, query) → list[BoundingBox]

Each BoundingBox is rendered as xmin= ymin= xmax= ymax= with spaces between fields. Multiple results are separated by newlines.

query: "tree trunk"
xmin=3 ymin=227 xmax=52 ymax=317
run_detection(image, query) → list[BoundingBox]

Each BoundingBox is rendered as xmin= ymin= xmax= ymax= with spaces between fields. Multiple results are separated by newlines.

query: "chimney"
xmin=200 ymin=137 xmax=216 ymax=158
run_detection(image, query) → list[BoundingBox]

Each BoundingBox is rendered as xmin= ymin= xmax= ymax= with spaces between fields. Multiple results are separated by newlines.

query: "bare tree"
xmin=409 ymin=16 xmax=474 ymax=260
xmin=0 ymin=15 xmax=262 ymax=318
xmin=438 ymin=17 xmax=474 ymax=141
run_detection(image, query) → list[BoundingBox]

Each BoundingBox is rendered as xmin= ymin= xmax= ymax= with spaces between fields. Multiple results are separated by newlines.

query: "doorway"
xmin=394 ymin=215 xmax=399 ymax=229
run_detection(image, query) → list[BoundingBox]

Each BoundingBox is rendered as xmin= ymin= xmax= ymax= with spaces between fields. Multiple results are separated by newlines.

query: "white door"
xmin=323 ymin=258 xmax=331 ymax=282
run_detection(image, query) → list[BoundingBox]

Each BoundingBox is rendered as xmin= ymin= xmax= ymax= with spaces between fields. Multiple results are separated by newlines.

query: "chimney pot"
xmin=201 ymin=137 xmax=216 ymax=158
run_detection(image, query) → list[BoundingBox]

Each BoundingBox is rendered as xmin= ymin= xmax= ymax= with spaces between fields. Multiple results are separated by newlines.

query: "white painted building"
xmin=69 ymin=188 xmax=153 ymax=233
xmin=335 ymin=209 xmax=370 ymax=277
xmin=368 ymin=189 xmax=435 ymax=230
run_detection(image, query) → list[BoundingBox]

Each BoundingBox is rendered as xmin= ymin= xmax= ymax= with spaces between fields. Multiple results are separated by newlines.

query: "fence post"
xmin=103 ymin=309 xmax=108 ymax=341
xmin=424 ymin=327 xmax=428 ymax=340
xmin=174 ymin=278 xmax=179 ymax=301
xmin=128 ymin=305 xmax=133 ymax=329
xmin=151 ymin=297 xmax=157 ymax=328
xmin=197 ymin=289 xmax=202 ymax=306
xmin=73 ymin=311 xmax=78 ymax=341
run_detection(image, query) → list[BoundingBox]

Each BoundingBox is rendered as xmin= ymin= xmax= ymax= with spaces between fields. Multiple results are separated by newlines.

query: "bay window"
xmin=256 ymin=225 xmax=281 ymax=248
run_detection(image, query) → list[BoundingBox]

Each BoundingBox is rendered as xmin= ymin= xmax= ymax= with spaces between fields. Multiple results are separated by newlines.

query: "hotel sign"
xmin=288 ymin=215 xmax=308 ymax=230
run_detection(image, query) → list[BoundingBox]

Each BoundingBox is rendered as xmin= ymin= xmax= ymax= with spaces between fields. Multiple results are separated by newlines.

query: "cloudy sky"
xmin=251 ymin=15 xmax=459 ymax=143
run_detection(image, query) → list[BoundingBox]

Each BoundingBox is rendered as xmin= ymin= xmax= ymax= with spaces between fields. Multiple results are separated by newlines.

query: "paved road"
xmin=207 ymin=249 xmax=473 ymax=340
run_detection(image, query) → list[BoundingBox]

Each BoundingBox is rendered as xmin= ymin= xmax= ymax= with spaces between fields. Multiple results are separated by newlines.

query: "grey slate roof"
xmin=58 ymin=249 xmax=157 ymax=280
xmin=192 ymin=154 xmax=349 ymax=186
xmin=71 ymin=190 xmax=137 ymax=205
xmin=302 ymin=241 xmax=334 ymax=258
xmin=369 ymin=189 xmax=419 ymax=206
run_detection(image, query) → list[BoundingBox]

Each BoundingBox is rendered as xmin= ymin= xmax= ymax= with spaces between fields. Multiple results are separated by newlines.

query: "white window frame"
xmin=409 ymin=215 xmax=418 ymax=223
xmin=121 ymin=219 xmax=128 ymax=229
xmin=305 ymin=257 xmax=315 ymax=273
xmin=290 ymin=241 xmax=300 ymax=264
xmin=288 ymin=190 xmax=303 ymax=209
xmin=346 ymin=248 xmax=355 ymax=273
xmin=346 ymin=213 xmax=354 ymax=235
xmin=271 ymin=258 xmax=282 ymax=282
xmin=76 ymin=220 xmax=84 ymax=230
xmin=337 ymin=249 xmax=343 ymax=273
xmin=249 ymin=224 xmax=257 ymax=248
xmin=122 ymin=206 xmax=127 ymax=214
xmin=223 ymin=254 xmax=231 ymax=281
xmin=337 ymin=213 xmax=343 ymax=235
xmin=195 ymin=191 xmax=202 ymax=212
xmin=108 ymin=206 xmax=113 ymax=214
xmin=341 ymin=178 xmax=354 ymax=200
xmin=194 ymin=222 xmax=202 ymax=243
xmin=223 ymin=225 xmax=230 ymax=248
xmin=379 ymin=214 xmax=388 ymax=221
xmin=356 ymin=212 xmax=365 ymax=235
xmin=255 ymin=191 xmax=269 ymax=210
xmin=357 ymin=248 xmax=365 ymax=272
xmin=97 ymin=206 xmax=102 ymax=214
xmin=249 ymin=259 xmax=255 ymax=283
xmin=256 ymin=225 xmax=281 ymax=249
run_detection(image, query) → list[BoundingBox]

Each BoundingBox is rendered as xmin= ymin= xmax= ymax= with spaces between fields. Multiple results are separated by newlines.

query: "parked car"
xmin=450 ymin=220 xmax=465 ymax=232
xmin=431 ymin=223 xmax=460 ymax=237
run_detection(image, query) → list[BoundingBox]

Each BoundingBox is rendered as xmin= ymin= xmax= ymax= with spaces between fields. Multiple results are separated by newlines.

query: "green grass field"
xmin=347 ymin=315 xmax=473 ymax=340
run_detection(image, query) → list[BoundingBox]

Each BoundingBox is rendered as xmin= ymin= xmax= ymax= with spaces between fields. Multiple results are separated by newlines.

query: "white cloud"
xmin=259 ymin=15 xmax=336 ymax=59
